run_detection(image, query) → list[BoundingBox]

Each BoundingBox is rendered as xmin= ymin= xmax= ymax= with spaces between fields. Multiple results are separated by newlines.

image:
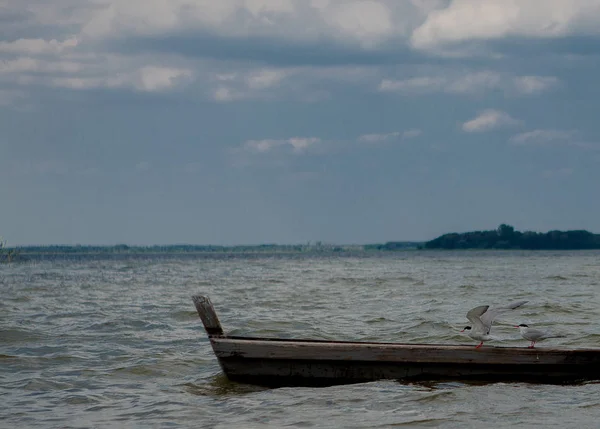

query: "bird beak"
xmin=460 ymin=329 xmax=465 ymax=332
xmin=514 ymin=325 xmax=520 ymax=328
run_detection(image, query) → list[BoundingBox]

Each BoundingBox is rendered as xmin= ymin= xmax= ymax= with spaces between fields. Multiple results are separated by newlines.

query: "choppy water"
xmin=1 ymin=250 xmax=599 ymax=428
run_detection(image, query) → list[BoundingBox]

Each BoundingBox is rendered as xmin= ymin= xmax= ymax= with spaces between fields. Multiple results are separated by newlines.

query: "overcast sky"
xmin=2 ymin=0 xmax=600 ymax=245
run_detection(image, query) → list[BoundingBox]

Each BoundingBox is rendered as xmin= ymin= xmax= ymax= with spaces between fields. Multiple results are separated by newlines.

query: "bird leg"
xmin=528 ymin=341 xmax=536 ymax=349
xmin=475 ymin=341 xmax=484 ymax=349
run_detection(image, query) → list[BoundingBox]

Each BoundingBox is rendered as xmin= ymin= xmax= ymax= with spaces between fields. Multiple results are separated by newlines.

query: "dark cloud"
xmin=109 ymin=33 xmax=427 ymax=66
xmin=488 ymin=36 xmax=600 ymax=58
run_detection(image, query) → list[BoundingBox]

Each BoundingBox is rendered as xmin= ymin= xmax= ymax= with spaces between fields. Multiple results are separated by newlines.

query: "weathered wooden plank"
xmin=210 ymin=337 xmax=600 ymax=366
xmin=217 ymin=357 xmax=594 ymax=386
xmin=192 ymin=295 xmax=224 ymax=336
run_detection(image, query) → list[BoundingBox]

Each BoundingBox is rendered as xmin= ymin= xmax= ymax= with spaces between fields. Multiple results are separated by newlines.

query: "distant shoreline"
xmin=424 ymin=224 xmax=600 ymax=250
xmin=4 ymin=224 xmax=600 ymax=260
xmin=5 ymin=242 xmax=422 ymax=257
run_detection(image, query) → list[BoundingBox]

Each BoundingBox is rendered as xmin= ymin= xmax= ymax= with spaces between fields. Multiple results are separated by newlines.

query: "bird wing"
xmin=523 ymin=328 xmax=565 ymax=340
xmin=466 ymin=305 xmax=490 ymax=333
xmin=523 ymin=328 xmax=548 ymax=340
xmin=479 ymin=300 xmax=528 ymax=329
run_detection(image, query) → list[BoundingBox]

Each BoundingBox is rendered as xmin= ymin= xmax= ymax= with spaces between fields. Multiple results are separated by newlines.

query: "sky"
xmin=2 ymin=0 xmax=600 ymax=246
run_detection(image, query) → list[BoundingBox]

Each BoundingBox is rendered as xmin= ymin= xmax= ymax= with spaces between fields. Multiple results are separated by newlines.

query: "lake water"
xmin=1 ymin=251 xmax=599 ymax=428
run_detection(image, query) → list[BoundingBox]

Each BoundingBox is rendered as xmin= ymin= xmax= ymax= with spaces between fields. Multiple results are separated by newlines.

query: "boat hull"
xmin=210 ymin=336 xmax=600 ymax=387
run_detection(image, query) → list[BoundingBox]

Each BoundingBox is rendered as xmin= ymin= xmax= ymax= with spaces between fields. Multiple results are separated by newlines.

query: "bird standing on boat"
xmin=515 ymin=324 xmax=565 ymax=348
xmin=461 ymin=300 xmax=528 ymax=348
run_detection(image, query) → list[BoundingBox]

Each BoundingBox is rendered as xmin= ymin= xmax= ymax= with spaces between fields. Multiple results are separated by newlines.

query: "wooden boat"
xmin=193 ymin=295 xmax=600 ymax=387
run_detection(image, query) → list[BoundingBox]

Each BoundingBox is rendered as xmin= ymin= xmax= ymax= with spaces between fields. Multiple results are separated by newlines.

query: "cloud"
xmin=462 ymin=109 xmax=520 ymax=133
xmin=379 ymin=71 xmax=558 ymax=96
xmin=358 ymin=131 xmax=400 ymax=143
xmin=402 ymin=128 xmax=422 ymax=139
xmin=79 ymin=0 xmax=428 ymax=50
xmin=379 ymin=76 xmax=446 ymax=93
xmin=379 ymin=70 xmax=559 ymax=95
xmin=509 ymin=129 xmax=575 ymax=145
xmin=240 ymin=128 xmax=421 ymax=158
xmin=446 ymin=71 xmax=503 ymax=94
xmin=411 ymin=0 xmax=600 ymax=51
xmin=244 ymin=137 xmax=321 ymax=154
xmin=209 ymin=64 xmax=380 ymax=102
xmin=0 ymin=0 xmax=587 ymax=112
xmin=509 ymin=130 xmax=600 ymax=151
xmin=358 ymin=128 xmax=422 ymax=143
xmin=322 ymin=1 xmax=394 ymax=48
xmin=246 ymin=69 xmax=288 ymax=90
xmin=0 ymin=45 xmax=194 ymax=93
xmin=0 ymin=37 xmax=79 ymax=54
xmin=0 ymin=57 xmax=82 ymax=74
xmin=513 ymin=76 xmax=560 ymax=94
xmin=135 ymin=66 xmax=193 ymax=91
xmin=50 ymin=65 xmax=192 ymax=92
xmin=211 ymin=67 xmax=291 ymax=101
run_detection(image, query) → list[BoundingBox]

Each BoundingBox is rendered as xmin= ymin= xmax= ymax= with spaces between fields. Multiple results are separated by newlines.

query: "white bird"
xmin=515 ymin=324 xmax=565 ymax=348
xmin=461 ymin=300 xmax=528 ymax=348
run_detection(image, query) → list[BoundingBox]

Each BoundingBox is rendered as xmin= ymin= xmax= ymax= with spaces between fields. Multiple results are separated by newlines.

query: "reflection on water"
xmin=1 ymin=250 xmax=600 ymax=428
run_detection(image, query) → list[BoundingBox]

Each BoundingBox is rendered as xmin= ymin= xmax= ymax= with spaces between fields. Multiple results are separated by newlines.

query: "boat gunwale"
xmin=210 ymin=335 xmax=600 ymax=354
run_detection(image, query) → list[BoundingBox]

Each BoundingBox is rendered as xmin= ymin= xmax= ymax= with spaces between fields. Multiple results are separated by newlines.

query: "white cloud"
xmin=246 ymin=69 xmax=288 ymax=90
xmin=310 ymin=0 xmax=331 ymax=9
xmin=323 ymin=1 xmax=393 ymax=47
xmin=208 ymin=65 xmax=380 ymax=102
xmin=47 ymin=64 xmax=193 ymax=92
xmin=136 ymin=66 xmax=193 ymax=91
xmin=81 ymin=0 xmax=301 ymax=40
xmin=0 ymin=0 xmax=579 ymax=110
xmin=462 ymin=109 xmax=520 ymax=133
xmin=0 ymin=37 xmax=79 ymax=55
xmin=379 ymin=71 xmax=558 ymax=96
xmin=411 ymin=0 xmax=600 ymax=51
xmin=509 ymin=129 xmax=575 ymax=145
xmin=79 ymin=0 xmax=418 ymax=49
xmin=358 ymin=129 xmax=422 ymax=143
xmin=245 ymin=0 xmax=295 ymax=16
xmin=50 ymin=77 xmax=107 ymax=90
xmin=402 ymin=128 xmax=422 ymax=139
xmin=0 ymin=57 xmax=83 ymax=74
xmin=379 ymin=76 xmax=446 ymax=93
xmin=244 ymin=137 xmax=321 ymax=153
xmin=213 ymin=86 xmax=240 ymax=102
xmin=358 ymin=131 xmax=401 ymax=143
xmin=210 ymin=68 xmax=289 ymax=101
xmin=514 ymin=76 xmax=560 ymax=95
xmin=288 ymin=137 xmax=321 ymax=152
xmin=244 ymin=139 xmax=282 ymax=152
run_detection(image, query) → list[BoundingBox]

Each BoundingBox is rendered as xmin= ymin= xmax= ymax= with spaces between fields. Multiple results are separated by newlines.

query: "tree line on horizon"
xmin=424 ymin=224 xmax=600 ymax=250
xmin=2 ymin=242 xmax=370 ymax=257
xmin=3 ymin=224 xmax=600 ymax=260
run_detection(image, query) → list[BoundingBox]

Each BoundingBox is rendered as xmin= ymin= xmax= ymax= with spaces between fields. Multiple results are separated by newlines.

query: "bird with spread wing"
xmin=461 ymin=300 xmax=528 ymax=348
